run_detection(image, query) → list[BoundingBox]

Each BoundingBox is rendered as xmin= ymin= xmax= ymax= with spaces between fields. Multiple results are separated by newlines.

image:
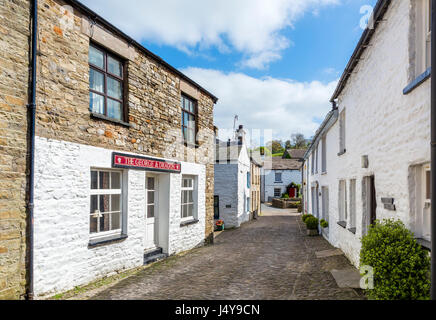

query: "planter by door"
xmin=145 ymin=175 xmax=158 ymax=249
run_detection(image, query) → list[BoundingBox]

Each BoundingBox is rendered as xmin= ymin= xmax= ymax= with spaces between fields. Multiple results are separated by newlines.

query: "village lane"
xmin=91 ymin=204 xmax=366 ymax=300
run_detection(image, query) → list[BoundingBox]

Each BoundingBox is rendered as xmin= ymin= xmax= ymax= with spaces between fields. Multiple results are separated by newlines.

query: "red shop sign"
xmin=112 ymin=153 xmax=181 ymax=173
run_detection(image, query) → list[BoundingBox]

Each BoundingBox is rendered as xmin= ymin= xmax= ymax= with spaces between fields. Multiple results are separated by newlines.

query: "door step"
xmin=143 ymin=247 xmax=168 ymax=265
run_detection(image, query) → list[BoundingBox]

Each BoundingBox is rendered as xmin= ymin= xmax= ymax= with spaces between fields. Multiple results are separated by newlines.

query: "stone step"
xmin=144 ymin=247 xmax=163 ymax=259
xmin=143 ymin=253 xmax=168 ymax=266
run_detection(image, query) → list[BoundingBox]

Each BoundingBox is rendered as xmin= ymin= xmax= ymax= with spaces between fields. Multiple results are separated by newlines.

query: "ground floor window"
xmin=181 ymin=176 xmax=197 ymax=220
xmin=247 ymin=197 xmax=250 ymax=212
xmin=274 ymin=188 xmax=281 ymax=197
xmin=90 ymin=169 xmax=123 ymax=237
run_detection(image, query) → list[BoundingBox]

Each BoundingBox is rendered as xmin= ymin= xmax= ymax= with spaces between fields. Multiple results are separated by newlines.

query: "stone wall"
xmin=0 ymin=0 xmax=30 ymax=300
xmin=34 ymin=0 xmax=216 ymax=240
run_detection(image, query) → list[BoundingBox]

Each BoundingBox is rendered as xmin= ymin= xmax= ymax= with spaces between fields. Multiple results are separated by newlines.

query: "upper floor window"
xmin=275 ymin=172 xmax=282 ymax=182
xmin=339 ymin=110 xmax=346 ymax=155
xmin=181 ymin=94 xmax=197 ymax=145
xmin=315 ymin=144 xmax=319 ymax=174
xmin=311 ymin=152 xmax=315 ymax=175
xmin=89 ymin=44 xmax=125 ymax=121
xmin=415 ymin=0 xmax=432 ymax=76
xmin=247 ymin=172 xmax=251 ymax=188
xmin=321 ymin=136 xmax=327 ymax=173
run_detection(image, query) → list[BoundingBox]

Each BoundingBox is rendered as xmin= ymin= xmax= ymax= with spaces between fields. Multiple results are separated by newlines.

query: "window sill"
xmin=180 ymin=219 xmax=199 ymax=227
xmin=183 ymin=142 xmax=200 ymax=149
xmin=337 ymin=221 xmax=347 ymax=229
xmin=274 ymin=181 xmax=283 ymax=184
xmin=403 ymin=67 xmax=431 ymax=95
xmin=88 ymin=234 xmax=128 ymax=248
xmin=348 ymin=227 xmax=356 ymax=235
xmin=337 ymin=150 xmax=346 ymax=157
xmin=321 ymin=172 xmax=327 ymax=175
xmin=415 ymin=238 xmax=431 ymax=251
xmin=90 ymin=112 xmax=132 ymax=128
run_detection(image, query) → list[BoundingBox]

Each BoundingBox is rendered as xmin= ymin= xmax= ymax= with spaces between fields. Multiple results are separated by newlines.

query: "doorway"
xmin=362 ymin=175 xmax=377 ymax=236
xmin=145 ymin=174 xmax=158 ymax=249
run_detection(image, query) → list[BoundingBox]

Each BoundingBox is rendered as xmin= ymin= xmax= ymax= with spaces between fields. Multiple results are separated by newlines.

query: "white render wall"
xmin=33 ymin=136 xmax=206 ymax=298
xmin=264 ymin=169 xmax=302 ymax=202
xmin=304 ymin=0 xmax=431 ymax=267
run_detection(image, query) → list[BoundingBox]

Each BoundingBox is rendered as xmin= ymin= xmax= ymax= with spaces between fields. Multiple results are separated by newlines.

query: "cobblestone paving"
xmin=91 ymin=205 xmax=366 ymax=300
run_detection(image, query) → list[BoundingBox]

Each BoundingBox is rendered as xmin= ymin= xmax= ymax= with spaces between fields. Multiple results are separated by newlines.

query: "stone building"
xmin=261 ymin=158 xmax=303 ymax=203
xmin=303 ymin=0 xmax=432 ymax=266
xmin=1 ymin=0 xmax=218 ymax=299
xmin=0 ymin=0 xmax=31 ymax=300
xmin=214 ymin=126 xmax=252 ymax=228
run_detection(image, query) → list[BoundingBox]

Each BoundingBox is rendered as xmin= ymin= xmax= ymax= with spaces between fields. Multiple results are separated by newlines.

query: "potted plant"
xmin=305 ymin=216 xmax=319 ymax=236
xmin=320 ymin=219 xmax=329 ymax=229
xmin=215 ymin=220 xmax=225 ymax=231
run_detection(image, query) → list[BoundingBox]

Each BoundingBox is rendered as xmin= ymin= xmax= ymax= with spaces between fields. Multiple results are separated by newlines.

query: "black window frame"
xmin=89 ymin=42 xmax=128 ymax=123
xmin=181 ymin=94 xmax=198 ymax=146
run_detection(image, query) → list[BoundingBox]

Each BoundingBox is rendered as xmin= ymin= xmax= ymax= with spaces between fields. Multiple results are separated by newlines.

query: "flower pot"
xmin=216 ymin=225 xmax=224 ymax=231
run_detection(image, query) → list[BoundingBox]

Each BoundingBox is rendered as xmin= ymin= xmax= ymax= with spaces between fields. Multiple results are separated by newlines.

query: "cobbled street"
xmin=91 ymin=205 xmax=366 ymax=300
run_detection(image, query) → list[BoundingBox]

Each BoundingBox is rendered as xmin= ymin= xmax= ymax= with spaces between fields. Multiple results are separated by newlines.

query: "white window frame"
xmin=349 ymin=179 xmax=357 ymax=229
xmin=274 ymin=188 xmax=281 ymax=197
xmin=416 ymin=0 xmax=432 ymax=76
xmin=181 ymin=175 xmax=197 ymax=222
xmin=90 ymin=168 xmax=123 ymax=239
xmin=339 ymin=180 xmax=347 ymax=223
xmin=321 ymin=136 xmax=327 ymax=174
xmin=339 ymin=110 xmax=346 ymax=154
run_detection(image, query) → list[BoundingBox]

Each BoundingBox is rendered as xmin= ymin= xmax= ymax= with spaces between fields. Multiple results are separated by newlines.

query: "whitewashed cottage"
xmin=303 ymin=0 xmax=432 ymax=266
xmin=214 ymin=126 xmax=252 ymax=228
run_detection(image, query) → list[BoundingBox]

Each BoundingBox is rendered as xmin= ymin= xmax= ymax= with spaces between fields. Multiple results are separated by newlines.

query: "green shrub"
xmin=305 ymin=216 xmax=319 ymax=230
xmin=360 ymin=219 xmax=430 ymax=300
xmin=282 ymin=193 xmax=290 ymax=199
xmin=320 ymin=219 xmax=329 ymax=229
xmin=297 ymin=203 xmax=302 ymax=213
xmin=301 ymin=214 xmax=313 ymax=223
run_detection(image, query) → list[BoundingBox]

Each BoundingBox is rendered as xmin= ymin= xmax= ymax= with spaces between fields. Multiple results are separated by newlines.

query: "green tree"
xmin=267 ymin=140 xmax=285 ymax=154
xmin=291 ymin=133 xmax=307 ymax=149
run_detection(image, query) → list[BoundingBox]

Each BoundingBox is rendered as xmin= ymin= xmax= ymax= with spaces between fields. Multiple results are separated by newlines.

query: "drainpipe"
xmin=27 ymin=0 xmax=38 ymax=300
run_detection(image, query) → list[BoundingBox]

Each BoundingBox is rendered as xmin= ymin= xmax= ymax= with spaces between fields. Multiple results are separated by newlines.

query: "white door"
xmin=421 ymin=165 xmax=431 ymax=241
xmin=145 ymin=175 xmax=158 ymax=249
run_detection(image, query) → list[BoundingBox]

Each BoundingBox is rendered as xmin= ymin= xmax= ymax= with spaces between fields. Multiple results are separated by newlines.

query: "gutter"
xmin=431 ymin=0 xmax=436 ymax=301
xmin=67 ymin=0 xmax=218 ymax=104
xmin=330 ymin=0 xmax=391 ymax=102
xmin=27 ymin=0 xmax=38 ymax=300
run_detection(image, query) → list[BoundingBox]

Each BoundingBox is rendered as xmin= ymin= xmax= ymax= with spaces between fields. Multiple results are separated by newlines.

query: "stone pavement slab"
xmin=315 ymin=249 xmax=344 ymax=259
xmin=330 ymin=269 xmax=362 ymax=289
xmin=90 ymin=205 xmax=366 ymax=300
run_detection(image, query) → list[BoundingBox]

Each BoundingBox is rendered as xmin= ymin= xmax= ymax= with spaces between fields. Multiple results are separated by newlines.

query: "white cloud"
xmin=181 ymin=67 xmax=338 ymax=142
xmin=80 ymin=0 xmax=340 ymax=69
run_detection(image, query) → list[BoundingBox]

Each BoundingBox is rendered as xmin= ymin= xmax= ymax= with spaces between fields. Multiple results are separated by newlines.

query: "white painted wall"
xmin=264 ymin=169 xmax=302 ymax=202
xmin=303 ymin=1 xmax=431 ymax=267
xmin=33 ymin=137 xmax=206 ymax=298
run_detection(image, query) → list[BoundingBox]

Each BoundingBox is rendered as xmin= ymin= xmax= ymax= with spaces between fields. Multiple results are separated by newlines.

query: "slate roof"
xmin=284 ymin=149 xmax=307 ymax=160
xmin=264 ymin=158 xmax=303 ymax=171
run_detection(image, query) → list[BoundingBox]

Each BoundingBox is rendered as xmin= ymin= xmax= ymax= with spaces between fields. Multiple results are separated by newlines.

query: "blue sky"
xmin=80 ymin=0 xmax=377 ymax=143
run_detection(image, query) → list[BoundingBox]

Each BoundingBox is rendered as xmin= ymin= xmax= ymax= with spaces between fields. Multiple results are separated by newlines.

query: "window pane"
xmin=426 ymin=170 xmax=431 ymax=200
xmin=187 ymin=204 xmax=193 ymax=217
xmin=190 ymin=101 xmax=195 ymax=113
xmin=90 ymin=216 xmax=98 ymax=234
xmin=147 ymin=205 xmax=155 ymax=218
xmin=187 ymin=129 xmax=195 ymax=144
xmin=147 ymin=177 xmax=155 ymax=190
xmin=183 ymin=112 xmax=188 ymax=127
xmin=147 ymin=191 xmax=155 ymax=204
xmin=99 ymin=171 xmax=110 ymax=189
xmin=111 ymin=212 xmax=121 ymax=230
xmin=188 ymin=114 xmax=195 ymax=129
xmin=111 ymin=172 xmax=121 ymax=189
xmin=91 ymin=171 xmax=98 ymax=189
xmin=111 ymin=194 xmax=121 ymax=212
xmin=90 ymin=195 xmax=98 ymax=213
xmin=107 ymin=77 xmax=122 ymax=100
xmin=108 ymin=55 xmax=122 ymax=77
xmin=188 ymin=190 xmax=193 ymax=203
xmin=100 ymin=213 xmax=110 ymax=232
xmin=182 ymin=127 xmax=187 ymax=141
xmin=107 ymin=99 xmax=122 ymax=120
xmin=90 ymin=92 xmax=104 ymax=114
xmin=90 ymin=69 xmax=104 ymax=93
xmin=100 ymin=195 xmax=110 ymax=213
xmin=89 ymin=46 xmax=104 ymax=69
